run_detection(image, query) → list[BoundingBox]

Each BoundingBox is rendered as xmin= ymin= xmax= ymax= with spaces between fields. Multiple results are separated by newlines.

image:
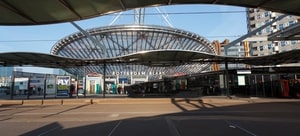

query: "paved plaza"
xmin=0 ymin=97 xmax=300 ymax=136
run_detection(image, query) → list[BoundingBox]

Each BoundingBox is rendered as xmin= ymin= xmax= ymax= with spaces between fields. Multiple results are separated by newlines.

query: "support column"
xmin=270 ymin=75 xmax=273 ymax=97
xmin=27 ymin=76 xmax=31 ymax=100
xmin=84 ymin=66 xmax=87 ymax=98
xmin=43 ymin=74 xmax=47 ymax=99
xmin=10 ymin=76 xmax=15 ymax=100
xmin=255 ymin=75 xmax=258 ymax=96
xmin=76 ymin=74 xmax=79 ymax=98
xmin=262 ymin=75 xmax=265 ymax=97
xmin=225 ymin=62 xmax=230 ymax=97
xmin=103 ymin=62 xmax=106 ymax=98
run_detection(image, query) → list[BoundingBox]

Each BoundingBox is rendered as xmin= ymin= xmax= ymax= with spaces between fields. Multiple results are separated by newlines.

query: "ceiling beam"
xmin=0 ymin=1 xmax=38 ymax=24
xmin=58 ymin=0 xmax=82 ymax=19
xmin=119 ymin=0 xmax=126 ymax=10
xmin=257 ymin=0 xmax=272 ymax=7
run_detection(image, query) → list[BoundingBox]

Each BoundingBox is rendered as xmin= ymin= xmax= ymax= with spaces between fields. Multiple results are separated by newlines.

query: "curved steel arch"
xmin=51 ymin=25 xmax=216 ymax=80
xmin=51 ymin=25 xmax=216 ymax=57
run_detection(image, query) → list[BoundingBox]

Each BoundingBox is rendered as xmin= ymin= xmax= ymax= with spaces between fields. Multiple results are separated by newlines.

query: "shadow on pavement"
xmin=17 ymin=99 xmax=300 ymax=136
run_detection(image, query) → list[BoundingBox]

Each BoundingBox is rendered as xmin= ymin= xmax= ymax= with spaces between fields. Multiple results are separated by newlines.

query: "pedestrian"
xmin=37 ymin=87 xmax=41 ymax=95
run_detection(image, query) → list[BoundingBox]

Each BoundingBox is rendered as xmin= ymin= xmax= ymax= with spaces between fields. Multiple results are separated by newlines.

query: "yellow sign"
xmin=57 ymin=85 xmax=69 ymax=90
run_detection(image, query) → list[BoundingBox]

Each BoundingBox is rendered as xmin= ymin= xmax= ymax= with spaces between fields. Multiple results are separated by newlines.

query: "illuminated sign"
xmin=237 ymin=70 xmax=251 ymax=74
xmin=14 ymin=77 xmax=29 ymax=90
xmin=56 ymin=76 xmax=70 ymax=96
xmin=238 ymin=75 xmax=246 ymax=86
xmin=57 ymin=76 xmax=70 ymax=85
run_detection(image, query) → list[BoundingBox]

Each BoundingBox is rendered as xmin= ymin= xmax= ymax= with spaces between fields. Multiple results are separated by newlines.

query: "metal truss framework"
xmin=50 ymin=25 xmax=216 ymax=80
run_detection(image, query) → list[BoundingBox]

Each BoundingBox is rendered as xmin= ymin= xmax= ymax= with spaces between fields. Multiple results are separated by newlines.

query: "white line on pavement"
xmin=108 ymin=120 xmax=122 ymax=136
xmin=224 ymin=120 xmax=257 ymax=136
xmin=37 ymin=125 xmax=61 ymax=136
xmin=165 ymin=116 xmax=181 ymax=136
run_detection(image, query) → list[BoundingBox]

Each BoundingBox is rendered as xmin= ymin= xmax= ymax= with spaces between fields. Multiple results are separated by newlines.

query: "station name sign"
xmin=112 ymin=71 xmax=165 ymax=75
xmin=237 ymin=70 xmax=251 ymax=75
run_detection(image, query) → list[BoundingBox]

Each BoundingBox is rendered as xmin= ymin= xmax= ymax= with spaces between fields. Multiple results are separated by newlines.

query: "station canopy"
xmin=50 ymin=25 xmax=216 ymax=80
xmin=1 ymin=45 xmax=300 ymax=76
xmin=0 ymin=0 xmax=300 ymax=25
xmin=1 ymin=1 xmax=300 ymax=79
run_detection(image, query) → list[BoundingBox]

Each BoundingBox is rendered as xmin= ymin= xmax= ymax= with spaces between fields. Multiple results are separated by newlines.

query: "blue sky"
xmin=0 ymin=4 xmax=247 ymax=73
xmin=0 ymin=4 xmax=247 ymax=54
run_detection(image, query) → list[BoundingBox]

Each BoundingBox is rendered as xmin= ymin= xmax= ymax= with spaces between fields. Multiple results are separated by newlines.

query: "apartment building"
xmin=247 ymin=8 xmax=300 ymax=56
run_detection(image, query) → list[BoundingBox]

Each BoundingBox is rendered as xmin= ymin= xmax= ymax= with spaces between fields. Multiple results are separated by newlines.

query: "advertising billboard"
xmin=56 ymin=76 xmax=70 ymax=96
xmin=14 ymin=77 xmax=29 ymax=94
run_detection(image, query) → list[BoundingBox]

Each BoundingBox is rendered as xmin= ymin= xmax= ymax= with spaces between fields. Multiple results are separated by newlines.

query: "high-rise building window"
xmin=267 ymin=44 xmax=273 ymax=49
xmin=279 ymin=24 xmax=284 ymax=30
xmin=247 ymin=8 xmax=300 ymax=57
xmin=281 ymin=41 xmax=286 ymax=47
xmin=266 ymin=27 xmax=271 ymax=33
xmin=289 ymin=20 xmax=295 ymax=25
xmin=256 ymin=14 xmax=261 ymax=19
xmin=259 ymin=46 xmax=264 ymax=51
xmin=255 ymin=23 xmax=260 ymax=28
xmin=264 ymin=11 xmax=270 ymax=17
xmin=257 ymin=31 xmax=262 ymax=35
xmin=265 ymin=19 xmax=269 ymax=23
xmin=252 ymin=46 xmax=258 ymax=51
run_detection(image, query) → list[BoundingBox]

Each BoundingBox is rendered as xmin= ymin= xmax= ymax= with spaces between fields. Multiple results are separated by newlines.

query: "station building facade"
xmin=50 ymin=24 xmax=216 ymax=95
xmin=0 ymin=67 xmax=13 ymax=93
xmin=1 ymin=23 xmax=300 ymax=98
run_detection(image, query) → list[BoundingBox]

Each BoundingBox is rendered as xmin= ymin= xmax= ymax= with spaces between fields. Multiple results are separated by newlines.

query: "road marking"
xmin=229 ymin=125 xmax=236 ymax=128
xmin=109 ymin=113 xmax=120 ymax=117
xmin=37 ymin=125 xmax=61 ymax=136
xmin=225 ymin=120 xmax=257 ymax=136
xmin=165 ymin=116 xmax=181 ymax=136
xmin=108 ymin=121 xmax=122 ymax=136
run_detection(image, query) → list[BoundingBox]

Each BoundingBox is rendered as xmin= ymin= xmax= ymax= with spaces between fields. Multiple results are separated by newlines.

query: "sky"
xmin=0 ymin=4 xmax=247 ymax=73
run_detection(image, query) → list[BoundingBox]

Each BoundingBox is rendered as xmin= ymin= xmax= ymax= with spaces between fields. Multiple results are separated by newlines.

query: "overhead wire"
xmin=111 ymin=10 xmax=246 ymax=15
